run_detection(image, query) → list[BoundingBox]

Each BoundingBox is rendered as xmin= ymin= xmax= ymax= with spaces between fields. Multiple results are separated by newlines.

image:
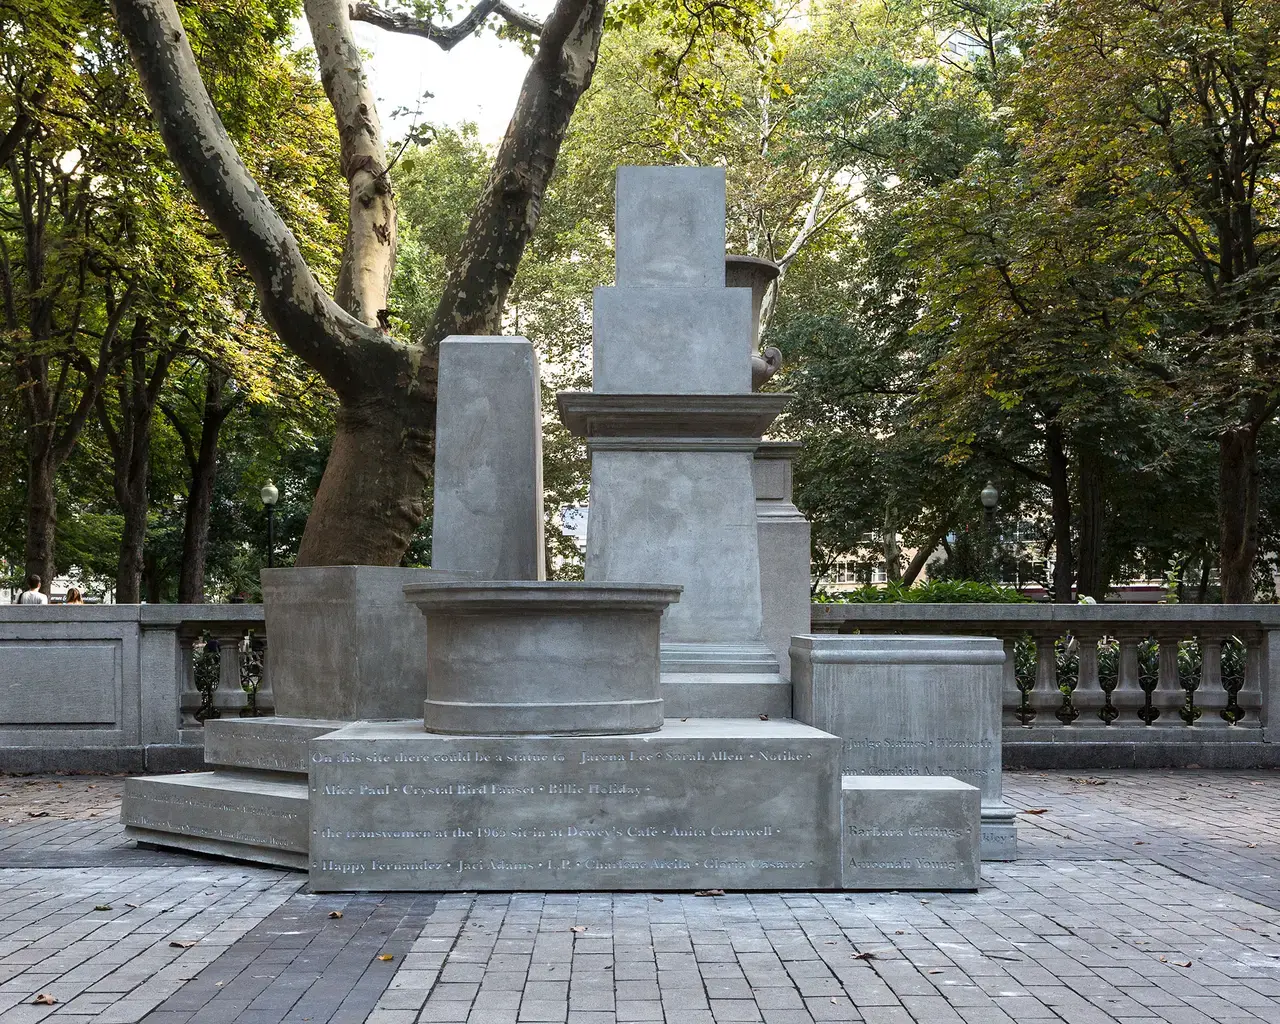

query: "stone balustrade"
xmin=6 ymin=598 xmax=1280 ymax=772
xmin=0 ymin=604 xmax=268 ymax=773
xmin=810 ymin=603 xmax=1280 ymax=768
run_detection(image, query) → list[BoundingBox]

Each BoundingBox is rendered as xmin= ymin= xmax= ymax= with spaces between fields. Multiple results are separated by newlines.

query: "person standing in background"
xmin=65 ymin=587 xmax=84 ymax=604
xmin=17 ymin=575 xmax=48 ymax=604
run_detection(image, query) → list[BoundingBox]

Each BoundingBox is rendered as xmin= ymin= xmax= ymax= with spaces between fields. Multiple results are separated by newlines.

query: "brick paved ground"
xmin=3 ymin=769 xmax=1280 ymax=1023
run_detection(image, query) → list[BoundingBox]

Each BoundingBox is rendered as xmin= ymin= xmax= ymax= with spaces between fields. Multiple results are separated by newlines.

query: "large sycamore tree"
xmin=109 ymin=0 xmax=609 ymax=564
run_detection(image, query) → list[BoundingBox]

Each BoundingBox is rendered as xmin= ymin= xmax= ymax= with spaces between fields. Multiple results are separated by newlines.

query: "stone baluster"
xmin=1001 ymin=636 xmax=1027 ymax=727
xmin=1027 ymin=631 xmax=1061 ymax=724
xmin=1196 ymin=635 xmax=1229 ymax=727
xmin=210 ymin=628 xmax=249 ymax=718
xmin=178 ymin=633 xmax=202 ymax=727
xmin=1070 ymin=633 xmax=1105 ymax=725
xmin=254 ymin=635 xmax=274 ymax=716
xmin=1111 ymin=636 xmax=1146 ymax=724
xmin=1152 ymin=635 xmax=1186 ymax=726
xmin=1003 ymin=632 xmax=1024 ymax=727
xmin=1237 ymin=635 xmax=1264 ymax=728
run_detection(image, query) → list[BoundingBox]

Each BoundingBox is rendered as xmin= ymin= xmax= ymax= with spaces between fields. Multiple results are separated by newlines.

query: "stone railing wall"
xmin=0 ymin=604 xmax=268 ymax=773
xmin=809 ymin=603 xmax=1280 ymax=768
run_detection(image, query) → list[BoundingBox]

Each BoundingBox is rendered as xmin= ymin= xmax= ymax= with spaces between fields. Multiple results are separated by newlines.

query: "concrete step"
xmin=122 ymin=769 xmax=309 ymax=870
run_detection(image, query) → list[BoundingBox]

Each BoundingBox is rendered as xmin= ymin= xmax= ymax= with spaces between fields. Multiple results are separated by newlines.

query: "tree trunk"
xmin=1219 ymin=423 xmax=1259 ymax=603
xmin=177 ymin=368 xmax=232 ymax=603
xmin=103 ymin=320 xmax=173 ymax=603
xmin=902 ymin=526 xmax=945 ymax=586
xmin=24 ymin=446 xmax=56 ymax=593
xmin=1045 ymin=421 xmax=1074 ymax=603
xmin=1075 ymin=443 xmax=1106 ymax=600
xmin=305 ymin=0 xmax=396 ymax=328
xmin=296 ymin=394 xmax=437 ymax=565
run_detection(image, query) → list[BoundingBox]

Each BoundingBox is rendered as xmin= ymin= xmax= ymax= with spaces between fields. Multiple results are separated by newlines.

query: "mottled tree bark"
xmin=307 ymin=0 xmax=396 ymax=328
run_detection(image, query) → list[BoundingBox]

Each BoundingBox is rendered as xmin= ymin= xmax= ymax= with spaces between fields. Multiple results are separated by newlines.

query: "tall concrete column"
xmin=432 ymin=336 xmax=545 ymax=581
xmin=558 ymin=166 xmax=791 ymax=718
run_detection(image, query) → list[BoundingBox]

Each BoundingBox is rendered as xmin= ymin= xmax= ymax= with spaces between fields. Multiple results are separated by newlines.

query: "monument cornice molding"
xmin=556 ymin=392 xmax=792 ymax=440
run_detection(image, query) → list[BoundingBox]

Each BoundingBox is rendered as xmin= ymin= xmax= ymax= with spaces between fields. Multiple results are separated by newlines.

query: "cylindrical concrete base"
xmin=405 ymin=582 xmax=680 ymax=736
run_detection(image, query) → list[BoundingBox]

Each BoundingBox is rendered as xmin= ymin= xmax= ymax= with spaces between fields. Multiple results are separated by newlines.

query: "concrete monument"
xmin=754 ymin=441 xmax=810 ymax=682
xmin=125 ymin=163 xmax=988 ymax=895
xmin=310 ymin=719 xmax=842 ymax=891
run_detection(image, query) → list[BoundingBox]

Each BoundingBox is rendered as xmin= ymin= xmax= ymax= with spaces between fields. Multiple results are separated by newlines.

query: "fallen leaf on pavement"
xmin=169 ymin=940 xmax=198 ymax=948
xmin=1068 ymin=777 xmax=1107 ymax=785
xmin=694 ymin=889 xmax=725 ymax=897
xmin=571 ymin=925 xmax=588 ymax=933
xmin=1174 ymin=960 xmax=1192 ymax=967
xmin=1134 ymin=841 xmax=1147 ymax=846
xmin=32 ymin=994 xmax=56 ymax=1005
xmin=759 ymin=714 xmax=769 ymax=721
xmin=929 ymin=969 xmax=944 ymax=974
xmin=93 ymin=905 xmax=112 ymax=912
xmin=1022 ymin=808 xmax=1049 ymax=815
xmin=328 ymin=911 xmax=343 ymax=919
xmin=851 ymin=950 xmax=882 ymax=960
xmin=125 ymin=903 xmax=138 ymax=909
xmin=985 ymin=953 xmax=1022 ymax=961
xmin=27 ymin=811 xmax=48 ymax=818
xmin=377 ymin=954 xmax=394 ymax=961
xmin=1248 ymin=843 xmax=1258 ymax=849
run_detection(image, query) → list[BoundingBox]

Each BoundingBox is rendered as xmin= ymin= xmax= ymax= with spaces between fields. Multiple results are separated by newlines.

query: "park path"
xmin=0 ymin=770 xmax=1278 ymax=1023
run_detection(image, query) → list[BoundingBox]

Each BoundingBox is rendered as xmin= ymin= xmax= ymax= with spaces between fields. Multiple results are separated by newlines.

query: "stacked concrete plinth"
xmin=792 ymin=635 xmax=1017 ymax=861
xmin=558 ymin=166 xmax=791 ymax=719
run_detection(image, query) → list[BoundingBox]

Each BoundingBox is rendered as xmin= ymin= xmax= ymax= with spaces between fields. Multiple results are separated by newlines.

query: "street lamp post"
xmin=261 ymin=481 xmax=279 ymax=569
xmin=980 ymin=481 xmax=999 ymax=582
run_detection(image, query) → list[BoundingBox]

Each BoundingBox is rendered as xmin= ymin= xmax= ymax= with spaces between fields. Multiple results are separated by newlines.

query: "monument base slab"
xmin=309 ymin=719 xmax=841 ymax=892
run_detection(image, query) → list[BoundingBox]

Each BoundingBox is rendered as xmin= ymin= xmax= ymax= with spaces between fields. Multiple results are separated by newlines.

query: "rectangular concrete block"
xmin=842 ymin=776 xmax=980 ymax=890
xmin=262 ymin=565 xmax=469 ymax=720
xmin=433 ymin=337 xmax=545 ymax=580
xmin=615 ymin=166 xmax=725 ymax=287
xmin=309 ymin=719 xmax=842 ymax=891
xmin=122 ymin=770 xmax=309 ymax=867
xmin=591 ymin=288 xmax=752 ymax=395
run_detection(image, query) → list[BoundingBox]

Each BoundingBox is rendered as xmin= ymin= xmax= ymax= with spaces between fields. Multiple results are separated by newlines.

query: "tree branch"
xmin=350 ymin=0 xmax=543 ymax=48
xmin=307 ymin=0 xmax=397 ymax=326
xmin=109 ymin=0 xmax=401 ymax=396
xmin=424 ymin=0 xmax=603 ymax=346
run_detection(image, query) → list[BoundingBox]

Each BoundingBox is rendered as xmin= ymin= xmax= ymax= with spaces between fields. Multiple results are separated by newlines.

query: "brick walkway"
xmin=1 ymin=770 xmax=1279 ymax=1023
